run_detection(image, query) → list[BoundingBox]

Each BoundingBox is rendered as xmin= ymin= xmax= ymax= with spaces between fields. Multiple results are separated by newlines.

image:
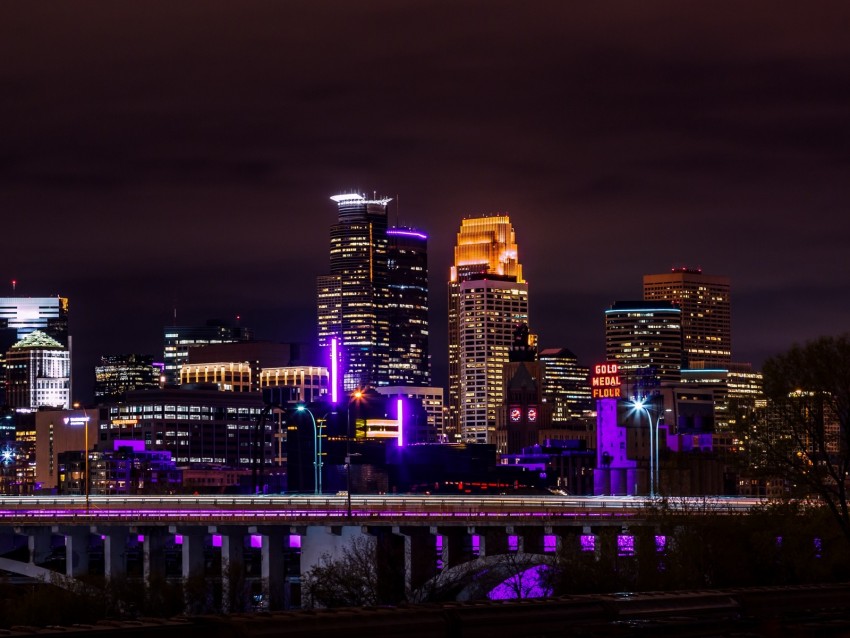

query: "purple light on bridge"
xmin=289 ymin=534 xmax=301 ymax=549
xmin=137 ymin=534 xmax=144 ymax=543
xmin=471 ymin=535 xmax=480 ymax=556
xmin=487 ymin=564 xmax=553 ymax=600
xmin=617 ymin=534 xmax=635 ymax=557
xmin=543 ymin=535 xmax=557 ymax=552
xmin=508 ymin=535 xmax=519 ymax=552
xmin=174 ymin=534 xmax=183 ymax=545
xmin=250 ymin=534 xmax=262 ymax=549
xmin=580 ymin=535 xmax=596 ymax=552
xmin=814 ymin=537 xmax=822 ymax=558
xmin=212 ymin=534 xmax=222 ymax=548
xmin=655 ymin=535 xmax=667 ymax=553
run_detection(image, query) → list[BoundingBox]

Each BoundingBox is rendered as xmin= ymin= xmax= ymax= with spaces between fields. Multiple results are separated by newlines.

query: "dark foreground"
xmin=3 ymin=584 xmax=850 ymax=637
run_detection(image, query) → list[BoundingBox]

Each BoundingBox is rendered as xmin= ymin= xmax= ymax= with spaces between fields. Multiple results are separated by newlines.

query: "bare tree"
xmin=301 ymin=536 xmax=380 ymax=608
xmin=754 ymin=335 xmax=850 ymax=542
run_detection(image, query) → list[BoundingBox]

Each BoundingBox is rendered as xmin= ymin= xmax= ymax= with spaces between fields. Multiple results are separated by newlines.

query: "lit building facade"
xmin=539 ymin=348 xmax=593 ymax=420
xmin=387 ymin=227 xmax=430 ymax=386
xmin=94 ymin=354 xmax=160 ymax=403
xmin=448 ymin=215 xmax=526 ymax=443
xmin=179 ymin=361 xmax=253 ymax=392
xmin=605 ymin=301 xmax=682 ymax=396
xmin=259 ymin=365 xmax=329 ymax=403
xmin=5 ymin=330 xmax=70 ymax=410
xmin=376 ymin=385 xmax=444 ymax=443
xmin=643 ymin=268 xmax=731 ymax=367
xmin=162 ymin=320 xmax=252 ymax=385
xmin=317 ymin=193 xmax=392 ymax=391
xmin=0 ymin=296 xmax=69 ymax=406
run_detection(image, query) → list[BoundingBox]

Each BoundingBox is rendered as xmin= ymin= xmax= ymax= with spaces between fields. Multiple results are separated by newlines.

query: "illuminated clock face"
xmin=510 ymin=408 xmax=522 ymax=422
xmin=527 ymin=407 xmax=538 ymax=422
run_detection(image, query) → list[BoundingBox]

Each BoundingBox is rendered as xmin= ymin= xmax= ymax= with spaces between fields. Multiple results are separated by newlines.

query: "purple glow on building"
xmin=250 ymin=534 xmax=262 ymax=549
xmin=387 ymin=228 xmax=428 ymax=241
xmin=487 ymin=564 xmax=553 ymax=600
xmin=212 ymin=534 xmax=222 ymax=548
xmin=397 ymin=398 xmax=404 ymax=447
xmin=174 ymin=534 xmax=183 ymax=545
xmin=655 ymin=535 xmax=667 ymax=553
xmin=289 ymin=534 xmax=301 ymax=549
xmin=580 ymin=535 xmax=596 ymax=552
xmin=617 ymin=534 xmax=635 ymax=556
xmin=330 ymin=338 xmax=338 ymax=403
xmin=543 ymin=535 xmax=557 ymax=552
xmin=508 ymin=535 xmax=519 ymax=552
xmin=113 ymin=439 xmax=146 ymax=453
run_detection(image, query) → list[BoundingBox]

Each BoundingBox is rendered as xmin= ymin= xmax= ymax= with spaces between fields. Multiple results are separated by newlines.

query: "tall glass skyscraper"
xmin=318 ymin=193 xmax=392 ymax=391
xmin=448 ymin=216 xmax=528 ymax=443
xmin=387 ymin=228 xmax=430 ymax=387
xmin=643 ymin=268 xmax=731 ymax=367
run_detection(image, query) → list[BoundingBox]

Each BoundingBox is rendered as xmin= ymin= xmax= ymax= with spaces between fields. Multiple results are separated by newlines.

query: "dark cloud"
xmin=3 ymin=0 xmax=850 ymax=400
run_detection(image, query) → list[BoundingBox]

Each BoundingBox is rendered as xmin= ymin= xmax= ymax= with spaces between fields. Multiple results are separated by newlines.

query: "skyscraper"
xmin=605 ymin=301 xmax=682 ymax=396
xmin=387 ymin=227 xmax=430 ymax=386
xmin=0 ymin=296 xmax=70 ymax=405
xmin=318 ymin=193 xmax=392 ymax=391
xmin=162 ymin=320 xmax=252 ymax=385
xmin=94 ymin=354 xmax=160 ymax=403
xmin=643 ymin=268 xmax=731 ymax=367
xmin=5 ymin=330 xmax=70 ymax=410
xmin=448 ymin=215 xmax=528 ymax=443
xmin=539 ymin=348 xmax=593 ymax=420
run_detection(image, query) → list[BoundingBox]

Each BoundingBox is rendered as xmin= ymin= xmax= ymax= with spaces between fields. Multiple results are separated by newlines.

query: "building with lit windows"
xmin=5 ymin=330 xmax=70 ymax=410
xmin=317 ymin=193 xmax=392 ymax=391
xmin=185 ymin=341 xmax=298 ymax=392
xmin=539 ymin=348 xmax=593 ymax=420
xmin=179 ymin=362 xmax=253 ymax=392
xmin=0 ymin=296 xmax=69 ymax=405
xmin=94 ymin=354 xmax=160 ymax=403
xmin=376 ymin=385 xmax=444 ymax=443
xmin=643 ymin=268 xmax=731 ymax=367
xmin=101 ymin=388 xmax=268 ymax=468
xmin=259 ymin=365 xmax=329 ymax=403
xmin=387 ymin=227 xmax=430 ymax=386
xmin=162 ymin=320 xmax=252 ymax=385
xmin=448 ymin=215 xmax=526 ymax=443
xmin=605 ymin=301 xmax=682 ymax=396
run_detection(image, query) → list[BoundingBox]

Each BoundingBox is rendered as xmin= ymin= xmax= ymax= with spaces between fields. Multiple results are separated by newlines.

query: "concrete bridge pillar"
xmin=249 ymin=526 xmax=285 ymax=611
xmin=393 ymin=526 xmax=438 ymax=594
xmin=470 ymin=526 xmax=508 ymax=557
xmin=170 ymin=525 xmax=206 ymax=580
xmin=14 ymin=526 xmax=54 ymax=564
xmin=209 ymin=526 xmax=247 ymax=613
xmin=95 ymin=527 xmax=128 ymax=581
xmin=58 ymin=527 xmax=91 ymax=577
xmin=142 ymin=528 xmax=168 ymax=585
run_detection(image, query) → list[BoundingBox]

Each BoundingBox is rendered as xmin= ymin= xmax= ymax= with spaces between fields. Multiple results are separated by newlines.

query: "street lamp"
xmin=69 ymin=403 xmax=90 ymax=510
xmin=346 ymin=390 xmax=364 ymax=517
xmin=295 ymin=405 xmax=321 ymax=495
xmin=630 ymin=397 xmax=661 ymax=498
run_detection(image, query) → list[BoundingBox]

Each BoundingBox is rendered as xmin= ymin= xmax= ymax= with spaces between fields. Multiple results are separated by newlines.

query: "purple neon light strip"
xmin=387 ymin=229 xmax=428 ymax=240
xmin=330 ymin=338 xmax=338 ymax=403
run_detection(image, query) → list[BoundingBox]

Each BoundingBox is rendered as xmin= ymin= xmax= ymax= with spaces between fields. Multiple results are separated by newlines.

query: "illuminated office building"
xmin=448 ymin=215 xmax=528 ymax=443
xmin=259 ymin=365 xmax=329 ymax=403
xmin=387 ymin=227 xmax=430 ymax=386
xmin=317 ymin=193 xmax=392 ymax=391
xmin=94 ymin=354 xmax=160 ymax=403
xmin=162 ymin=320 xmax=252 ymax=385
xmin=539 ymin=348 xmax=593 ymax=420
xmin=605 ymin=301 xmax=682 ymax=396
xmin=643 ymin=268 xmax=731 ymax=367
xmin=0 ymin=296 xmax=69 ymax=405
xmin=5 ymin=330 xmax=70 ymax=410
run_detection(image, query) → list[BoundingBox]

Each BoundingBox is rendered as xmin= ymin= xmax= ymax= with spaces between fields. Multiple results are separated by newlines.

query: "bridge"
xmin=0 ymin=495 xmax=763 ymax=609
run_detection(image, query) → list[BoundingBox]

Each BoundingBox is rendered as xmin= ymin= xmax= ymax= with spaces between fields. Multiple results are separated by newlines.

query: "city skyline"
xmin=4 ymin=2 xmax=850 ymax=401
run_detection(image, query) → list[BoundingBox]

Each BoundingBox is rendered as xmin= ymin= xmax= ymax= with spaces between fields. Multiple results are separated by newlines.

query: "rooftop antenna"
xmin=11 ymin=279 xmax=16 ymax=293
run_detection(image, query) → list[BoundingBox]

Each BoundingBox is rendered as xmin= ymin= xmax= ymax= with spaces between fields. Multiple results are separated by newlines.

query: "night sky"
xmin=3 ymin=1 xmax=850 ymax=402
